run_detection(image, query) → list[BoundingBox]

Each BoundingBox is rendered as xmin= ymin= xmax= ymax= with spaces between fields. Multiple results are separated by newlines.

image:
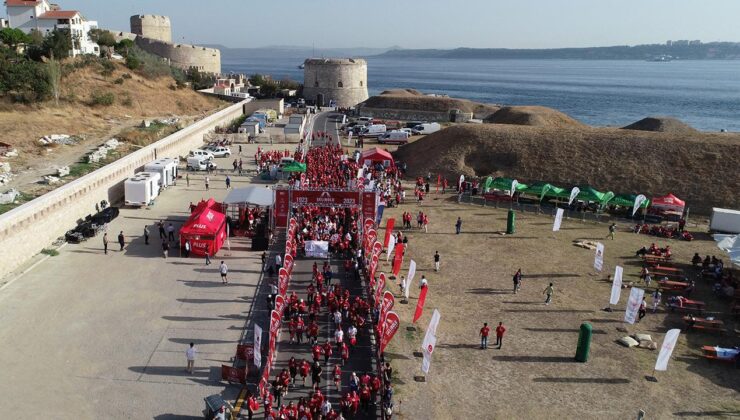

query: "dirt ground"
xmin=373 ymin=190 xmax=739 ymax=419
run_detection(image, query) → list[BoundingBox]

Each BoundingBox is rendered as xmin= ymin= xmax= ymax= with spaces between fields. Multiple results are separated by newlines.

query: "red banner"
xmin=413 ymin=284 xmax=428 ymax=323
xmin=375 ymin=273 xmax=386 ymax=305
xmin=292 ymin=189 xmax=362 ymax=207
xmin=383 ymin=218 xmax=395 ymax=248
xmin=278 ymin=268 xmax=289 ymax=296
xmin=436 ymin=174 xmax=441 ymax=193
xmin=300 ymin=173 xmax=306 ymax=187
xmin=236 ymin=344 xmax=254 ymax=362
xmin=380 ymin=311 xmax=400 ymax=354
xmin=221 ymin=365 xmax=246 ymax=383
xmin=274 ymin=294 xmax=285 ymax=316
xmin=364 ymin=218 xmax=375 ymax=232
xmin=372 ymin=241 xmax=382 ymax=257
xmin=284 ymin=254 xmax=294 ymax=274
xmin=362 ymin=192 xmax=378 ymax=223
xmin=380 ymin=291 xmax=395 ymax=328
xmin=275 ymin=189 xmax=290 ymax=227
xmin=392 ymin=243 xmax=404 ymax=277
xmin=269 ymin=310 xmax=281 ymax=340
xmin=369 ymin=254 xmax=379 ymax=280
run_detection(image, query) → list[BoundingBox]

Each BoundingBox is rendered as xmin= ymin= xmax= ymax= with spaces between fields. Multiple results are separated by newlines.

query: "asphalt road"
xmin=308 ymin=111 xmax=344 ymax=148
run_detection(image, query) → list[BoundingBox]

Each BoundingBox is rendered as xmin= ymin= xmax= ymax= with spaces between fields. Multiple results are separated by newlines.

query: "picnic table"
xmin=653 ymin=265 xmax=681 ymax=273
xmin=683 ymin=316 xmax=726 ymax=335
xmin=658 ymin=280 xmax=689 ymax=291
xmin=701 ymin=346 xmax=739 ymax=364
xmin=666 ymin=297 xmax=705 ymax=313
xmin=643 ymin=254 xmax=671 ymax=262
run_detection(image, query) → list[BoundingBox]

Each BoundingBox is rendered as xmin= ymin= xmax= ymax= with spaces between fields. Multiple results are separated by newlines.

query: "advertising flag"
xmin=510 ymin=180 xmax=519 ymax=197
xmin=375 ymin=273 xmax=386 ymax=304
xmin=610 ymin=266 xmax=623 ymax=305
xmin=274 ymin=294 xmax=285 ymax=316
xmin=364 ymin=218 xmax=375 ymax=233
xmin=413 ymin=284 xmax=428 ymax=323
xmin=421 ymin=335 xmax=436 ymax=374
xmin=373 ymin=241 xmax=382 ymax=257
xmin=278 ymin=268 xmax=289 ymax=296
xmin=633 ymin=194 xmax=647 ymax=216
xmin=387 ymin=235 xmax=396 ymax=261
xmin=568 ymin=187 xmax=580 ymax=205
xmin=458 ymin=175 xmax=465 ymax=191
xmin=253 ymin=324 xmax=263 ymax=369
xmin=379 ymin=291 xmax=395 ymax=331
xmin=422 ymin=309 xmax=440 ymax=352
xmin=405 ymin=259 xmax=417 ymax=300
xmin=376 ymin=204 xmax=385 ymax=226
xmin=436 ymin=174 xmax=441 ymax=193
xmin=553 ymin=208 xmax=564 ymax=232
xmin=380 ymin=311 xmax=400 ymax=354
xmin=383 ymin=218 xmax=395 ymax=248
xmin=655 ymin=329 xmax=681 ymax=371
xmin=392 ymin=243 xmax=404 ymax=277
xmin=594 ymin=242 xmax=605 ymax=272
xmin=624 ymin=287 xmax=645 ymax=324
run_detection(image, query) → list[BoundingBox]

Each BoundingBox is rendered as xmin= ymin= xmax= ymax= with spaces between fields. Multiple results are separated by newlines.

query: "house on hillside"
xmin=4 ymin=0 xmax=99 ymax=56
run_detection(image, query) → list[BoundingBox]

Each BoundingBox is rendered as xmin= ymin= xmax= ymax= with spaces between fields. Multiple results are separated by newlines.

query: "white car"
xmin=190 ymin=149 xmax=215 ymax=160
xmin=206 ymin=146 xmax=231 ymax=158
xmin=400 ymin=128 xmax=415 ymax=136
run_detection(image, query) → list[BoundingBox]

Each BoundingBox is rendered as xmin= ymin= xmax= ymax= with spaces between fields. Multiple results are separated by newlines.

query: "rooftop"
xmin=304 ymin=58 xmax=367 ymax=66
xmin=38 ymin=10 xmax=79 ymax=19
xmin=5 ymin=0 xmax=42 ymax=6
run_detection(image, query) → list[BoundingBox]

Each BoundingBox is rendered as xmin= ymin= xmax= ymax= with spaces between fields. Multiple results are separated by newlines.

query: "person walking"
xmin=543 ymin=282 xmax=554 ymax=305
xmin=205 ymin=176 xmax=210 ymax=191
xmin=103 ymin=232 xmax=109 ymax=254
xmin=167 ymin=223 xmax=175 ymax=242
xmin=638 ymin=298 xmax=647 ymax=321
xmin=455 ymin=217 xmax=462 ymax=234
xmin=205 ymin=251 xmax=211 ymax=266
xmin=162 ymin=239 xmax=169 ymax=258
xmin=495 ymin=322 xmax=506 ymax=349
xmin=433 ymin=251 xmax=440 ymax=272
xmin=184 ymin=240 xmax=191 ymax=258
xmin=225 ymin=175 xmax=231 ymax=189
xmin=479 ymin=323 xmax=490 ymax=349
xmin=185 ymin=173 xmax=190 ymax=187
xmin=158 ymin=220 xmax=165 ymax=240
xmin=219 ymin=261 xmax=228 ymax=284
xmin=185 ymin=342 xmax=196 ymax=374
xmin=513 ymin=268 xmax=522 ymax=293
xmin=652 ymin=289 xmax=662 ymax=313
xmin=275 ymin=254 xmax=282 ymax=271
xmin=144 ymin=224 xmax=150 ymax=245
xmin=607 ymin=223 xmax=616 ymax=240
xmin=117 ymin=231 xmax=125 ymax=251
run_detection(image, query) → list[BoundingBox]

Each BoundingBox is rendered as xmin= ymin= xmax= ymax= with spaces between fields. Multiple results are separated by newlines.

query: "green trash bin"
xmin=575 ymin=322 xmax=592 ymax=362
xmin=506 ymin=209 xmax=516 ymax=234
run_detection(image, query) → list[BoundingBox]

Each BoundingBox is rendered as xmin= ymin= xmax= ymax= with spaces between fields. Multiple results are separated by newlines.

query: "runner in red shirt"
xmin=340 ymin=342 xmax=349 ymax=366
xmin=288 ymin=357 xmax=298 ymax=385
xmin=322 ymin=341 xmax=333 ymax=365
xmin=359 ymin=384 xmax=372 ymax=414
xmin=480 ymin=322 xmax=490 ymax=349
xmin=333 ymin=364 xmax=342 ymax=392
xmin=495 ymin=321 xmax=507 ymax=349
xmin=300 ymin=359 xmax=311 ymax=386
xmin=312 ymin=344 xmax=322 ymax=363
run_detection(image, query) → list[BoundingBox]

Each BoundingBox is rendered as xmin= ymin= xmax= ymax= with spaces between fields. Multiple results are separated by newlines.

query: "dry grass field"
xmin=373 ymin=190 xmax=739 ymax=419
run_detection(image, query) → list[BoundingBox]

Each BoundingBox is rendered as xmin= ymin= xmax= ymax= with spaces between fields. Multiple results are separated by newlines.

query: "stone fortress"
xmin=302 ymin=58 xmax=368 ymax=108
xmin=113 ymin=15 xmax=221 ymax=74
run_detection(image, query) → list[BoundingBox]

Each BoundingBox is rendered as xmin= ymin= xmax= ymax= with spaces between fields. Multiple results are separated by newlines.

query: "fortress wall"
xmin=358 ymin=107 xmax=453 ymax=122
xmin=135 ymin=37 xmax=221 ymax=74
xmin=130 ymin=15 xmax=172 ymax=43
xmin=303 ymin=59 xmax=369 ymax=108
xmin=0 ymin=101 xmax=246 ymax=280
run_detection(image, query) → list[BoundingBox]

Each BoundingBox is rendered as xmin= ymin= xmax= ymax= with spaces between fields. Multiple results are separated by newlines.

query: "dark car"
xmin=90 ymin=207 xmax=120 ymax=225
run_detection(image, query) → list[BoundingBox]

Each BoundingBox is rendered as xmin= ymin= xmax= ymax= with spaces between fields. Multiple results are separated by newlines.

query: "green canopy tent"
xmin=609 ymin=194 xmax=650 ymax=208
xmin=489 ymin=177 xmax=528 ymax=193
xmin=544 ymin=185 xmax=569 ymax=199
xmin=575 ymin=186 xmax=615 ymax=207
xmin=281 ymin=162 xmax=307 ymax=173
xmin=521 ymin=182 xmax=554 ymax=201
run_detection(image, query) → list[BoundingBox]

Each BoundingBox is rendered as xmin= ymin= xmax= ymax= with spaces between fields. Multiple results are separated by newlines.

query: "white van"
xmin=125 ymin=172 xmax=161 ymax=206
xmin=144 ymin=158 xmax=178 ymax=188
xmin=186 ymin=157 xmax=216 ymax=171
xmin=378 ymin=130 xmax=410 ymax=145
xmin=360 ymin=124 xmax=387 ymax=138
xmin=411 ymin=122 xmax=441 ymax=135
xmin=190 ymin=149 xmax=215 ymax=160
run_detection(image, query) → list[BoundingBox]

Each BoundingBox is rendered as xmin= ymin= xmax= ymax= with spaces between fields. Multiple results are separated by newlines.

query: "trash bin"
xmin=506 ymin=209 xmax=516 ymax=234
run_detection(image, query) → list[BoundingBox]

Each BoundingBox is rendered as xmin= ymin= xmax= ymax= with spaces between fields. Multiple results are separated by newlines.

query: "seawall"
xmin=0 ymin=101 xmax=246 ymax=279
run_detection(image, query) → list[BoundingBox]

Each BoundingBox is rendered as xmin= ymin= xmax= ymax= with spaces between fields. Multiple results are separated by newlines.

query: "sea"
xmin=221 ymin=54 xmax=740 ymax=132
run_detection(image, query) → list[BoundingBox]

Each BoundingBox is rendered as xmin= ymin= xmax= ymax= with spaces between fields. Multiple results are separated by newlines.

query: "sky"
xmin=53 ymin=0 xmax=740 ymax=49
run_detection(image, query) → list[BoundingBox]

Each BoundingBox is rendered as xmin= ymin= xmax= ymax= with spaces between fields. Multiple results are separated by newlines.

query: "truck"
xmin=710 ymin=208 xmax=740 ymax=233
xmin=359 ymin=124 xmax=387 ymax=138
xmin=186 ymin=157 xmax=216 ymax=171
xmin=124 ymin=172 xmax=161 ymax=206
xmin=411 ymin=122 xmax=441 ymax=135
xmin=144 ymin=158 xmax=178 ymax=188
xmin=378 ymin=130 xmax=410 ymax=145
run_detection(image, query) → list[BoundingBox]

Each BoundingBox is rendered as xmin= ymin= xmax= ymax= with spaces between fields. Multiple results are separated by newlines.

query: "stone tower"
xmin=130 ymin=15 xmax=172 ymax=43
xmin=303 ymin=58 xmax=368 ymax=108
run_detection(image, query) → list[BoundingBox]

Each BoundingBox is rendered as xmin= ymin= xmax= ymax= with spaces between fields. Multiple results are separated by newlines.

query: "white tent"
xmin=223 ymin=186 xmax=274 ymax=207
xmin=714 ymin=234 xmax=740 ymax=267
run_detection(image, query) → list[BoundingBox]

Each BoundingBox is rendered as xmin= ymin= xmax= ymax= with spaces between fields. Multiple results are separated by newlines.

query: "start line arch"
xmin=273 ymin=186 xmax=379 ymax=227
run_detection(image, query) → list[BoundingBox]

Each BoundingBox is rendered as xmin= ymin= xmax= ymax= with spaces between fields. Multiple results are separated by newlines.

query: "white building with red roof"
xmin=4 ymin=0 xmax=99 ymax=56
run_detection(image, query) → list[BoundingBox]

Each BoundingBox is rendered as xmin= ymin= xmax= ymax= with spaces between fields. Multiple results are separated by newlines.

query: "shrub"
xmin=90 ymin=91 xmax=115 ymax=106
xmin=114 ymin=77 xmax=124 ymax=85
xmin=41 ymin=248 xmax=59 ymax=256
xmin=100 ymin=60 xmax=115 ymax=77
xmin=125 ymin=54 xmax=141 ymax=70
xmin=120 ymin=93 xmax=132 ymax=106
xmin=121 ymin=73 xmax=132 ymax=79
xmin=0 ymin=59 xmax=51 ymax=102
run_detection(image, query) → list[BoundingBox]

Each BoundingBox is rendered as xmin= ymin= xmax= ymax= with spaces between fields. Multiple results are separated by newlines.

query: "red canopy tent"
xmin=180 ymin=199 xmax=227 ymax=257
xmin=360 ymin=147 xmax=395 ymax=169
xmin=651 ymin=193 xmax=686 ymax=213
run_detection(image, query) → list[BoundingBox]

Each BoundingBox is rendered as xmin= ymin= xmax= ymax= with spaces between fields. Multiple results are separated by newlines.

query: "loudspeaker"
xmin=252 ymin=237 xmax=269 ymax=251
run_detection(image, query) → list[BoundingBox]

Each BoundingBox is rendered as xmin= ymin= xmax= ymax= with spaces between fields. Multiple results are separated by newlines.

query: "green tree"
xmin=47 ymin=57 xmax=62 ymax=105
xmin=88 ymin=29 xmax=116 ymax=47
xmin=249 ymin=73 xmax=267 ymax=86
xmin=115 ymin=39 xmax=134 ymax=56
xmin=260 ymin=79 xmax=279 ymax=98
xmin=0 ymin=28 xmax=30 ymax=49
xmin=29 ymin=29 xmax=73 ymax=60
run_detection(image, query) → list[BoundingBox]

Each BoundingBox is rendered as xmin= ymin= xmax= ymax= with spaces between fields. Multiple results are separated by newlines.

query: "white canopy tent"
xmin=714 ymin=234 xmax=740 ymax=267
xmin=223 ymin=186 xmax=275 ymax=207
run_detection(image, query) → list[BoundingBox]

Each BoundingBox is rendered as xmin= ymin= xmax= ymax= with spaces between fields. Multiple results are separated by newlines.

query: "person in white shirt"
xmin=275 ymin=254 xmax=282 ymax=271
xmin=186 ymin=342 xmax=196 ymax=374
xmin=335 ymin=327 xmax=344 ymax=346
xmin=333 ymin=309 xmax=342 ymax=326
xmin=321 ymin=400 xmax=332 ymax=417
xmin=219 ymin=261 xmax=228 ymax=284
xmin=420 ymin=275 xmax=428 ymax=289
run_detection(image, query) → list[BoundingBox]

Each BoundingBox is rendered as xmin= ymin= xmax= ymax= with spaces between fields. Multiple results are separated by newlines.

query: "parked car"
xmin=411 ymin=122 xmax=441 ymax=135
xmin=90 ymin=207 xmax=120 ymax=225
xmin=400 ymin=128 xmax=415 ymax=136
xmin=190 ymin=149 xmax=215 ymax=160
xmin=207 ymin=146 xmax=231 ymax=158
xmin=378 ymin=130 xmax=410 ymax=145
xmin=187 ymin=157 xmax=217 ymax=171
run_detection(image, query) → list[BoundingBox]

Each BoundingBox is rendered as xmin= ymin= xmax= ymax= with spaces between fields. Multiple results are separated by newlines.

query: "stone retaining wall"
xmin=0 ymin=101 xmax=246 ymax=279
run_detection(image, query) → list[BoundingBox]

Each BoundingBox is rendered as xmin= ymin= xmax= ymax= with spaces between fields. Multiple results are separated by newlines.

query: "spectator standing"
xmin=433 ymin=251 xmax=440 ymax=272
xmin=225 ymin=175 xmax=231 ymax=189
xmin=205 ymin=251 xmax=211 ymax=266
xmin=185 ymin=342 xmax=196 ymax=374
xmin=185 ymin=173 xmax=189 ymax=187
xmin=455 ymin=217 xmax=462 ymax=234
xmin=117 ymin=231 xmax=125 ymax=251
xmin=219 ymin=261 xmax=228 ymax=284
xmin=205 ymin=176 xmax=210 ymax=191
xmin=495 ymin=322 xmax=506 ymax=349
xmin=607 ymin=223 xmax=616 ymax=240
xmin=513 ymin=269 xmax=522 ymax=293
xmin=543 ymin=283 xmax=554 ymax=305
xmin=184 ymin=240 xmax=191 ymax=258
xmin=162 ymin=239 xmax=169 ymax=258
xmin=480 ymin=323 xmax=490 ymax=349
xmin=144 ymin=225 xmax=150 ymax=245
xmin=103 ymin=233 xmax=108 ymax=254
xmin=167 ymin=223 xmax=175 ymax=242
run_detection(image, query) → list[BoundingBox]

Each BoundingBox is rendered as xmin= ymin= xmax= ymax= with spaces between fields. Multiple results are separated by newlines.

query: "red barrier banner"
xmin=413 ymin=285 xmax=428 ymax=323
xmin=379 ymin=291 xmax=395 ymax=331
xmin=383 ymin=218 xmax=395 ymax=248
xmin=392 ymin=243 xmax=404 ymax=277
xmin=369 ymin=254 xmax=379 ymax=280
xmin=362 ymin=193 xmax=378 ymax=223
xmin=275 ymin=189 xmax=290 ymax=227
xmin=236 ymin=344 xmax=254 ymax=362
xmin=292 ymin=189 xmax=361 ymax=207
xmin=284 ymin=254 xmax=294 ymax=274
xmin=274 ymin=295 xmax=285 ymax=316
xmin=380 ymin=311 xmax=400 ymax=354
xmin=364 ymin=218 xmax=375 ymax=232
xmin=375 ymin=273 xmax=386 ymax=305
xmin=300 ymin=173 xmax=306 ymax=187
xmin=270 ymin=310 xmax=281 ymax=340
xmin=221 ymin=365 xmax=246 ymax=383
xmin=372 ymin=241 xmax=382 ymax=257
xmin=278 ymin=268 xmax=289 ymax=296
